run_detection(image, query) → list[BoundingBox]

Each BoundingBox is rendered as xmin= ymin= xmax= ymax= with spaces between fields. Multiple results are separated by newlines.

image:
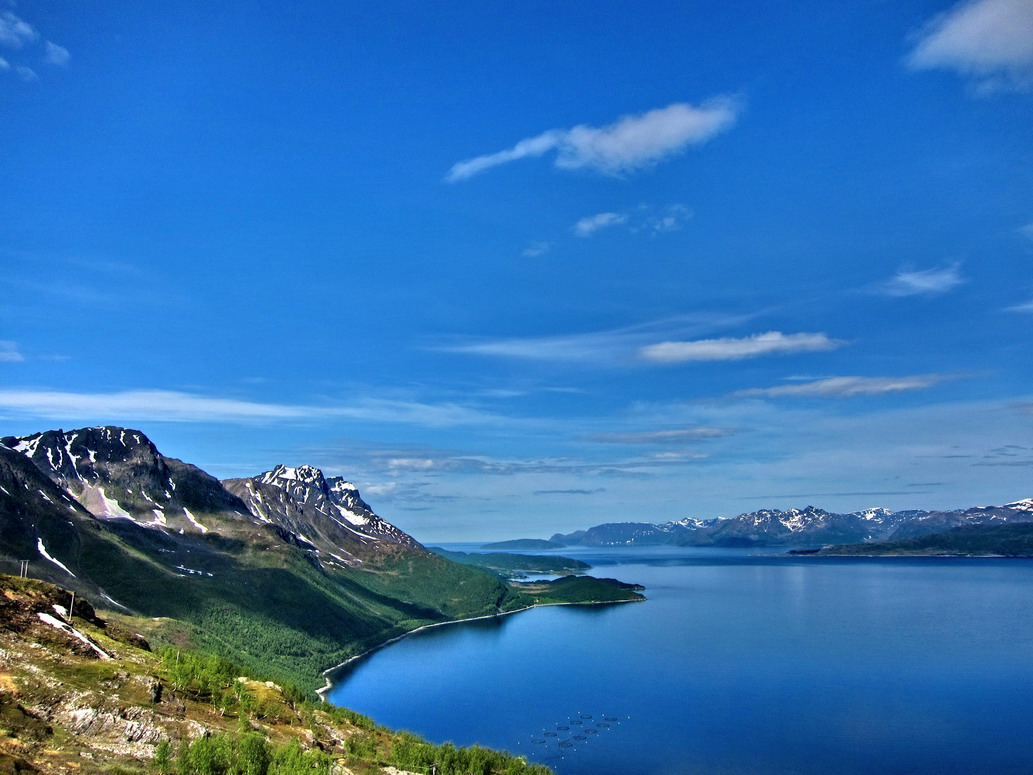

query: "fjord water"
xmin=326 ymin=547 xmax=1033 ymax=774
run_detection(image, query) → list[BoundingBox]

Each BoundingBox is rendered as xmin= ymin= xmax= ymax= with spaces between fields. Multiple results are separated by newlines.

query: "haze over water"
xmin=327 ymin=547 xmax=1033 ymax=775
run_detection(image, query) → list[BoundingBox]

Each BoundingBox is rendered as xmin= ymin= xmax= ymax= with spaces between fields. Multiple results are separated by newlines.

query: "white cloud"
xmin=1005 ymin=296 xmax=1033 ymax=312
xmin=15 ymin=65 xmax=37 ymax=82
xmin=640 ymin=204 xmax=693 ymax=234
xmin=1020 ymin=222 xmax=1033 ymax=240
xmin=521 ymin=241 xmax=552 ymax=258
xmin=44 ymin=41 xmax=69 ymax=66
xmin=0 ymin=341 xmax=25 ymax=363
xmin=434 ymin=312 xmax=756 ymax=365
xmin=876 ymin=263 xmax=966 ymax=297
xmin=908 ymin=0 xmax=1033 ymax=91
xmin=0 ymin=11 xmax=37 ymax=48
xmin=446 ymin=98 xmax=741 ymax=182
xmin=587 ymin=427 xmax=732 ymax=444
xmin=0 ymin=57 xmax=9 ymax=71
xmin=573 ymin=204 xmax=693 ymax=238
xmin=638 ymin=332 xmax=844 ymax=364
xmin=733 ymin=374 xmax=953 ymax=399
xmin=0 ymin=389 xmax=502 ymax=427
xmin=573 ymin=212 xmax=628 ymax=237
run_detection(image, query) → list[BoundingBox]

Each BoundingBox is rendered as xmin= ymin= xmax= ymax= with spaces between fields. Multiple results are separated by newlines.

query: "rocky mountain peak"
xmin=1 ymin=426 xmax=250 ymax=536
xmin=259 ymin=464 xmax=327 ymax=489
xmin=224 ymin=466 xmax=422 ymax=569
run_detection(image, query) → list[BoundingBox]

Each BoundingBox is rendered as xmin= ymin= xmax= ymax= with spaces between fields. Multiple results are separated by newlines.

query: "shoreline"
xmin=789 ymin=551 xmax=1032 ymax=558
xmin=316 ymin=597 xmax=643 ymax=698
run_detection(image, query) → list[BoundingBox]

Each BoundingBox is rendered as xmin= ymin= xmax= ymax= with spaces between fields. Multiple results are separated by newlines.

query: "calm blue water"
xmin=326 ymin=546 xmax=1033 ymax=774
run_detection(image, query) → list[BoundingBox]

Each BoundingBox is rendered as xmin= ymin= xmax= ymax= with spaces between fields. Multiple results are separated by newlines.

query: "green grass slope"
xmin=0 ymin=572 xmax=553 ymax=775
xmin=66 ymin=520 xmax=524 ymax=693
xmin=427 ymin=548 xmax=591 ymax=577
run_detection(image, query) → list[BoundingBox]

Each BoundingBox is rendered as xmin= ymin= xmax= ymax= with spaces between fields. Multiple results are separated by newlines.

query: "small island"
xmin=480 ymin=538 xmax=568 ymax=550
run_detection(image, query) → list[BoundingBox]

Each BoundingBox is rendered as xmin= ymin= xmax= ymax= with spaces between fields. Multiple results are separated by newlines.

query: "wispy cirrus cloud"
xmin=446 ymin=98 xmax=741 ymax=182
xmin=573 ymin=204 xmax=692 ymax=237
xmin=639 ymin=332 xmax=844 ymax=364
xmin=0 ymin=10 xmax=68 ymax=81
xmin=0 ymin=389 xmax=503 ymax=428
xmin=586 ymin=427 xmax=732 ymax=444
xmin=874 ymin=262 xmax=966 ymax=297
xmin=433 ymin=312 xmax=756 ymax=366
xmin=908 ymin=0 xmax=1033 ymax=91
xmin=732 ymin=374 xmax=954 ymax=399
xmin=533 ymin=488 xmax=606 ymax=496
xmin=1005 ymin=295 xmax=1033 ymax=312
xmin=573 ymin=212 xmax=628 ymax=237
xmin=0 ymin=11 xmax=37 ymax=48
xmin=521 ymin=241 xmax=552 ymax=258
xmin=0 ymin=341 xmax=25 ymax=363
xmin=44 ymin=41 xmax=69 ymax=66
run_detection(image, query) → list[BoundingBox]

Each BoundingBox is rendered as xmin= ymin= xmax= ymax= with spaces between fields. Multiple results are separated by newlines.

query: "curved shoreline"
xmin=316 ymin=597 xmax=642 ymax=698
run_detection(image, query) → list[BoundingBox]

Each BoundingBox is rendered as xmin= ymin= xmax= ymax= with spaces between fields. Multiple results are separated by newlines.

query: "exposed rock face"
xmin=0 ymin=443 xmax=95 ymax=586
xmin=1 ymin=428 xmax=252 ymax=536
xmin=224 ymin=465 xmax=422 ymax=567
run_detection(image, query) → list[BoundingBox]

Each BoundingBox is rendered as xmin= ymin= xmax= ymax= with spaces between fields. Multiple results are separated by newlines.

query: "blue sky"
xmin=2 ymin=0 xmax=1032 ymax=541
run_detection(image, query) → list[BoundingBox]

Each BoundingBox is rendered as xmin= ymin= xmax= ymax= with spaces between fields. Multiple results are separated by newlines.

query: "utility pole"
xmin=68 ymin=591 xmax=75 ymax=621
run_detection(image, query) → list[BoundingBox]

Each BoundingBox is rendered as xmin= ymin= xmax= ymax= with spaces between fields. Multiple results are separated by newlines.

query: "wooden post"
xmin=68 ymin=592 xmax=75 ymax=621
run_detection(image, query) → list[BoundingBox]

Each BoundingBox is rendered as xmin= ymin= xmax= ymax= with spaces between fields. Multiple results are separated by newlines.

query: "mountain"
xmin=886 ymin=499 xmax=1033 ymax=540
xmin=551 ymin=500 xmax=1033 ymax=548
xmin=550 ymin=517 xmax=720 ymax=546
xmin=224 ymin=464 xmax=420 ymax=568
xmin=0 ymin=427 xmax=525 ymax=691
xmin=2 ymin=427 xmax=253 ymax=537
xmin=0 ymin=426 xmax=642 ymax=693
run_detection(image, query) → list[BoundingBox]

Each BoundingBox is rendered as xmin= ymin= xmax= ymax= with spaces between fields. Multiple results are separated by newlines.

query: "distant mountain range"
xmin=551 ymin=500 xmax=1033 ymax=548
xmin=0 ymin=426 xmax=638 ymax=691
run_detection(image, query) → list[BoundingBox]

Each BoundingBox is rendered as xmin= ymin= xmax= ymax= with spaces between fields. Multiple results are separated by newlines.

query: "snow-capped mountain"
xmin=888 ymin=499 xmax=1033 ymax=540
xmin=224 ymin=464 xmax=421 ymax=567
xmin=1 ymin=427 xmax=252 ymax=536
xmin=553 ymin=499 xmax=1033 ymax=547
xmin=549 ymin=519 xmax=704 ymax=546
xmin=0 ymin=426 xmax=520 ymax=688
xmin=0 ymin=426 xmax=431 ymax=589
xmin=0 ymin=442 xmax=97 ymax=588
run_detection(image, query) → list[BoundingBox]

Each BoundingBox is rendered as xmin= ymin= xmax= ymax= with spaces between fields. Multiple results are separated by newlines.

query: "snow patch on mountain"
xmin=37 ymin=538 xmax=76 ymax=578
xmin=182 ymin=508 xmax=209 ymax=534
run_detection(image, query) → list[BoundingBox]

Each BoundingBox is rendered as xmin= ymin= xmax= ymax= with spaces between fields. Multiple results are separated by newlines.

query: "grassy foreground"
xmin=0 ymin=573 xmax=553 ymax=775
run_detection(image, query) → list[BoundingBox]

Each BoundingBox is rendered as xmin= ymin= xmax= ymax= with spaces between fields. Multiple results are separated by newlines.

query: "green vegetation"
xmin=512 ymin=575 xmax=646 ymax=604
xmin=428 ymin=548 xmax=590 ymax=578
xmin=805 ymin=522 xmax=1033 ymax=557
xmin=0 ymin=572 xmax=554 ymax=775
xmin=67 ymin=521 xmax=526 ymax=693
xmin=479 ymin=540 xmax=567 ymax=551
xmin=170 ymin=729 xmax=553 ymax=775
